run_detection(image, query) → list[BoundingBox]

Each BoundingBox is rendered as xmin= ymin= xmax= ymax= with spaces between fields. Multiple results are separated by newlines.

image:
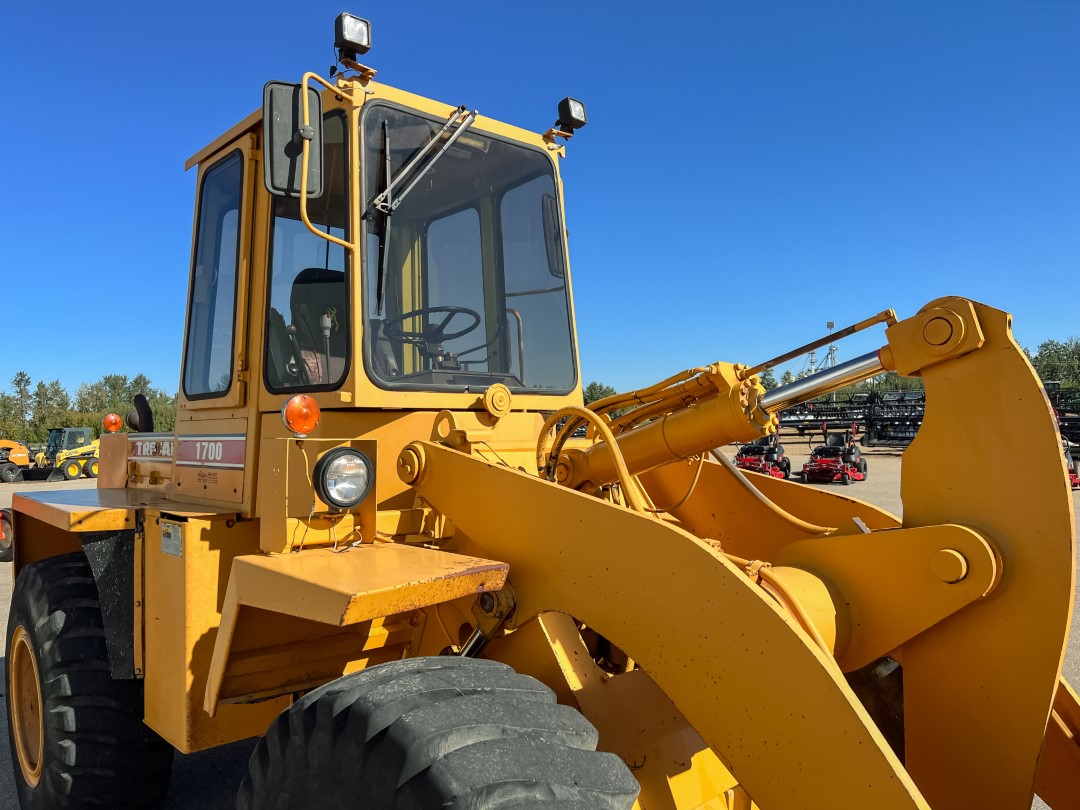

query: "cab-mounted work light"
xmin=556 ymin=97 xmax=587 ymax=131
xmin=335 ymin=13 xmax=372 ymax=60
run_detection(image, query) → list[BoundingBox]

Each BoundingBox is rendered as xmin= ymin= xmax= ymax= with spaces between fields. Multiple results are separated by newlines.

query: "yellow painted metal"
xmin=171 ymin=417 xmax=249 ymax=505
xmin=559 ymin=363 xmax=768 ymax=491
xmin=12 ymin=488 xmax=226 ymax=535
xmin=211 ymin=608 xmax=423 ymax=706
xmin=403 ymin=441 xmax=928 ymax=810
xmin=299 ymin=71 xmax=355 ymax=252
xmin=13 ymin=488 xmax=139 ymax=534
xmin=641 ymin=457 xmax=901 ymax=561
xmin=487 ymin=612 xmax=745 ymax=809
xmin=141 ymin=513 xmax=288 ymax=754
xmin=203 ymin=543 xmax=508 ymax=715
xmin=878 ymin=299 xmax=1075 ymax=810
xmin=772 ymin=524 xmax=998 ymax=671
xmin=9 ymin=625 xmax=43 ymax=788
xmin=253 ymin=436 xmax=378 ymax=553
xmin=176 ymin=136 xmax=256 ymax=416
xmin=1035 ymin=679 xmax=1080 ymax=809
xmin=185 ymin=108 xmax=261 ymax=170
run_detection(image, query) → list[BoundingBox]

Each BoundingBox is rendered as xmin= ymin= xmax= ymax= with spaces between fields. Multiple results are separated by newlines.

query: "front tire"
xmin=85 ymin=457 xmax=100 ymax=478
xmin=0 ymin=463 xmax=18 ymax=484
xmin=7 ymin=553 xmax=174 ymax=807
xmin=62 ymin=459 xmax=83 ymax=480
xmin=237 ymin=656 xmax=640 ymax=809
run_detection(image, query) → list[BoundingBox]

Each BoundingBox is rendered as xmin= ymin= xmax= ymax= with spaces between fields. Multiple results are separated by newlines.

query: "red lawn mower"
xmin=734 ymin=435 xmax=792 ymax=479
xmin=802 ymin=429 xmax=867 ymax=485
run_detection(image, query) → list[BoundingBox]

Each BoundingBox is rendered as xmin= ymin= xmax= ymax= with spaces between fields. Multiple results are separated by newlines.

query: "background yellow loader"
xmin=23 ymin=426 xmax=100 ymax=481
xmin=3 ymin=13 xmax=1078 ymax=809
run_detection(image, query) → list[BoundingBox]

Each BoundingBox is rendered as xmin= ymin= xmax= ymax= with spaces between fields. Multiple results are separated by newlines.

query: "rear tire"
xmin=0 ymin=463 xmax=18 ymax=484
xmin=85 ymin=457 xmax=100 ymax=478
xmin=6 ymin=553 xmax=174 ymax=807
xmin=62 ymin=459 xmax=83 ymax=480
xmin=237 ymin=656 xmax=640 ymax=809
xmin=859 ymin=458 xmax=868 ymax=477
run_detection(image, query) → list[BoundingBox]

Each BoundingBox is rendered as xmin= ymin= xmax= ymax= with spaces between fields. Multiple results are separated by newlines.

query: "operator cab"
xmin=252 ymin=75 xmax=580 ymax=406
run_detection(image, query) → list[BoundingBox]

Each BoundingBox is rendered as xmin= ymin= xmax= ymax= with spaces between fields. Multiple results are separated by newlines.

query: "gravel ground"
xmin=0 ymin=442 xmax=1076 ymax=808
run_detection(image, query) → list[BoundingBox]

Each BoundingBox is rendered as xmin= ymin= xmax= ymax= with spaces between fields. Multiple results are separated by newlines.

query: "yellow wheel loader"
xmin=5 ymin=14 xmax=1078 ymax=809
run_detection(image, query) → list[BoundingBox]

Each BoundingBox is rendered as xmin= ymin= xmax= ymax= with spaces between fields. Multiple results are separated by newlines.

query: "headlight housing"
xmin=313 ymin=448 xmax=374 ymax=510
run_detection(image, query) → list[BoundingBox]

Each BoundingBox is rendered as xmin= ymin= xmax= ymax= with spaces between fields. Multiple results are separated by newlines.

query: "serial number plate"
xmin=161 ymin=522 xmax=182 ymax=557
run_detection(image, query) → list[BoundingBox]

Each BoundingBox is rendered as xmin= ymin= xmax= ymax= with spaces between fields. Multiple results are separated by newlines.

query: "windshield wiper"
xmin=367 ymin=105 xmax=478 ymax=313
xmin=370 ymin=105 xmax=478 ymax=216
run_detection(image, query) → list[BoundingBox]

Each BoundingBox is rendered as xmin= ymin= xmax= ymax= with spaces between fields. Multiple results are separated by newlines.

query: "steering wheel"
xmin=382 ymin=306 xmax=482 ymax=348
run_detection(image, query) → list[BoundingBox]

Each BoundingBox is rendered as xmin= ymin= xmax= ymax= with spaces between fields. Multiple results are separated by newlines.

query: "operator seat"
xmin=290 ymin=268 xmax=347 ymax=386
xmin=824 ymin=433 xmax=846 ymax=448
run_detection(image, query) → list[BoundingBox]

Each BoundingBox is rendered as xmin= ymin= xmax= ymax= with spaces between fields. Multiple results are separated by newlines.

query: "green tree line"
xmin=0 ymin=372 xmax=177 ymax=444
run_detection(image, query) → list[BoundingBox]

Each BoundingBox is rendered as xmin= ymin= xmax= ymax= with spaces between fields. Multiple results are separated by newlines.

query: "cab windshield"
xmin=362 ymin=104 xmax=576 ymax=394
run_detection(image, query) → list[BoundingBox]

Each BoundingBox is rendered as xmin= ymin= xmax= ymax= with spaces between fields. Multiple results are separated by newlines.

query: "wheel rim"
xmin=89 ymin=461 xmax=98 ymax=476
xmin=10 ymin=625 xmax=44 ymax=787
xmin=67 ymin=463 xmax=80 ymax=477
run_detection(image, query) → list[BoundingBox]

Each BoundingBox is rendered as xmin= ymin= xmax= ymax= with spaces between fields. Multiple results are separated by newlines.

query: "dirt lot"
xmin=0 ymin=444 xmax=1076 ymax=807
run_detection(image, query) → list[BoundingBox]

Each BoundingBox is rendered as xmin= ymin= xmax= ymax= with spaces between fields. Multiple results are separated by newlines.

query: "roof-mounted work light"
xmin=335 ymin=13 xmax=372 ymax=61
xmin=556 ymin=97 xmax=588 ymax=131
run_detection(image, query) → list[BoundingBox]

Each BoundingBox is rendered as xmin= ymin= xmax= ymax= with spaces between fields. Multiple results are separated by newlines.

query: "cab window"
xmin=264 ymin=113 xmax=349 ymax=392
xmin=183 ymin=152 xmax=243 ymax=398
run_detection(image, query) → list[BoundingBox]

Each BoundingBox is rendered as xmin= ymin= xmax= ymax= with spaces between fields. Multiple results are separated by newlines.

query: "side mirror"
xmin=262 ymin=81 xmax=324 ymax=198
xmin=541 ymin=193 xmax=566 ymax=279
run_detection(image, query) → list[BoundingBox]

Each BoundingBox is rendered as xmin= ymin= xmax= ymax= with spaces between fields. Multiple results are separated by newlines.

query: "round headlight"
xmin=313 ymin=448 xmax=374 ymax=509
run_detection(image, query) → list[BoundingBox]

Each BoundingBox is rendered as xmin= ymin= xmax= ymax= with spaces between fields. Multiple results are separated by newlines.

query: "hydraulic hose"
xmin=708 ymin=450 xmax=836 ymax=536
xmin=538 ymin=407 xmax=649 ymax=514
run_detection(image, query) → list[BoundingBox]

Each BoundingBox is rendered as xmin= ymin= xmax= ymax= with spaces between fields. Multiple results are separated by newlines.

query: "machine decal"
xmin=127 ymin=433 xmax=176 ymax=463
xmin=161 ymin=522 xmax=183 ymax=557
xmin=176 ymin=435 xmax=246 ymax=469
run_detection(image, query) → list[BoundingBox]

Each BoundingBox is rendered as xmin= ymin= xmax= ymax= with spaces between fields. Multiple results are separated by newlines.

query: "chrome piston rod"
xmin=759 ymin=351 xmax=885 ymax=415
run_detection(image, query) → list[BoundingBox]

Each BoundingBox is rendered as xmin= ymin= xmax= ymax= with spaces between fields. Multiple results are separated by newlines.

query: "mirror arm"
xmin=299 ymin=71 xmax=353 ymax=251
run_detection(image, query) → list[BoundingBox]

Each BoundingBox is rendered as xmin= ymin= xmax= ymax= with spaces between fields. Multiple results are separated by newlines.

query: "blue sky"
xmin=1 ymin=1 xmax=1077 ymax=395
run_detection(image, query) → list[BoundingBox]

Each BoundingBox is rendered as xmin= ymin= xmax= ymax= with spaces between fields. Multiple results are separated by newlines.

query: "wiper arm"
xmin=369 ymin=105 xmax=478 ymax=216
xmin=375 ymin=121 xmax=392 ymax=314
xmin=368 ymin=105 xmax=477 ymax=313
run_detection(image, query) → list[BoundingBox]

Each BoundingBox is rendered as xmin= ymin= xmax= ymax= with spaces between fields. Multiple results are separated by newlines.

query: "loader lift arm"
xmin=399 ymin=297 xmax=1077 ymax=810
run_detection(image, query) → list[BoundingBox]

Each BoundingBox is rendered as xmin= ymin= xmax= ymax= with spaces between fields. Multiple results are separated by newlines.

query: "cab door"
xmin=174 ymin=134 xmax=256 ymax=506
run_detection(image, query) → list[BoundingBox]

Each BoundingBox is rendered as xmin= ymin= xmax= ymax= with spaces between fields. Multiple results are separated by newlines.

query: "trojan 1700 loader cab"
xmin=6 ymin=14 xmax=1080 ymax=810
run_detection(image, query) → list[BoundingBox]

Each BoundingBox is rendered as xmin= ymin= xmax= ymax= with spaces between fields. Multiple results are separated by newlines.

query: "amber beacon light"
xmin=281 ymin=394 xmax=321 ymax=437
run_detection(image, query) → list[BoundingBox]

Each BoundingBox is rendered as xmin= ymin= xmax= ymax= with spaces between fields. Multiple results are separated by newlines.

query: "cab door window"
xmin=183 ymin=152 xmax=243 ymax=398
